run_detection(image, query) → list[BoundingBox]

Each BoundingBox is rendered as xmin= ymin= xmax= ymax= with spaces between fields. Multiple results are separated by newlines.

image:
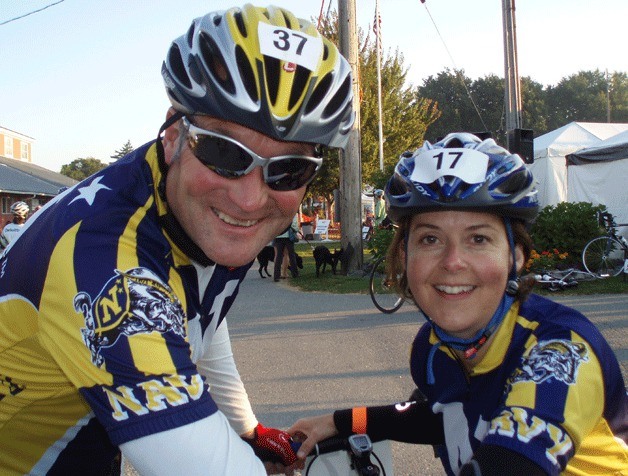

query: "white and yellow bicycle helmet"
xmin=161 ymin=4 xmax=354 ymax=148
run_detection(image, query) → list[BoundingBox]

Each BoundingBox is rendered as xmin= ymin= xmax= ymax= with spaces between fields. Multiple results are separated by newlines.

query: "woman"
xmin=288 ymin=133 xmax=627 ymax=475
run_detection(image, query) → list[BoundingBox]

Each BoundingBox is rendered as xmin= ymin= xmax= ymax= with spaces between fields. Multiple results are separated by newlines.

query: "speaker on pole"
xmin=507 ymin=128 xmax=534 ymax=164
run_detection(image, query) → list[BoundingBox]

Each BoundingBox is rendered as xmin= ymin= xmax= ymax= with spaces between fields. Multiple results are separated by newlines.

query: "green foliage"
xmin=60 ymin=157 xmax=107 ymax=181
xmin=417 ymin=68 xmax=627 ymax=144
xmin=366 ymin=228 xmax=395 ymax=259
xmin=309 ymin=12 xmax=440 ymax=200
xmin=110 ymin=140 xmax=134 ymax=161
xmin=530 ymin=202 xmax=608 ymax=266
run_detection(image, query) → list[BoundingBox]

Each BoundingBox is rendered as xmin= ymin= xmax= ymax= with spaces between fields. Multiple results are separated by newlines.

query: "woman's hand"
xmin=286 ymin=414 xmax=338 ymax=461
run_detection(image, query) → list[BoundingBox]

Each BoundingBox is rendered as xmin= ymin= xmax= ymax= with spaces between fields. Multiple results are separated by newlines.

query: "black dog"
xmin=257 ymin=246 xmax=275 ymax=278
xmin=313 ymin=245 xmax=343 ymax=277
xmin=257 ymin=247 xmax=303 ymax=278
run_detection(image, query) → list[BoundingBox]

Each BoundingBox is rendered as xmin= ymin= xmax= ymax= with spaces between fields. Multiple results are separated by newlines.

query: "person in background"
xmin=0 ymin=201 xmax=30 ymax=249
xmin=373 ymin=188 xmax=386 ymax=227
xmin=273 ymin=213 xmax=300 ymax=282
xmin=288 ymin=133 xmax=627 ymax=475
xmin=0 ymin=4 xmax=354 ymax=475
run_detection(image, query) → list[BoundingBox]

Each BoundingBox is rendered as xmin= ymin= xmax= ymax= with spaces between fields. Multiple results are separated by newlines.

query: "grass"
xmin=290 ymin=242 xmax=628 ymax=295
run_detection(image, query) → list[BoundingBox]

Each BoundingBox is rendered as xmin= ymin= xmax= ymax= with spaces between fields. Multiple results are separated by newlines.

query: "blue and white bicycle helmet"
xmin=385 ymin=133 xmax=539 ymax=370
xmin=385 ymin=132 xmax=538 ymax=224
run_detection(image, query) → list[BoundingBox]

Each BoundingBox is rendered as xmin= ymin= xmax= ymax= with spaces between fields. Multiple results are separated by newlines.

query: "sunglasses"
xmin=182 ymin=117 xmax=322 ymax=191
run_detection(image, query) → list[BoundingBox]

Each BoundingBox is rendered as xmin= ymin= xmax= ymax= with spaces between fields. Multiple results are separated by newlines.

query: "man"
xmin=0 ymin=4 xmax=353 ymax=475
xmin=0 ymin=200 xmax=29 ymax=248
xmin=373 ymin=189 xmax=386 ymax=227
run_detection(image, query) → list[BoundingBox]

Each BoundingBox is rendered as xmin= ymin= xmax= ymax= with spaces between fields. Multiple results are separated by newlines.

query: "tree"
xmin=111 ymin=140 xmax=134 ymax=161
xmin=309 ymin=11 xmax=440 ymax=208
xmin=417 ymin=69 xmax=479 ymax=143
xmin=60 ymin=157 xmax=107 ymax=181
xmin=520 ymin=76 xmax=550 ymax=135
xmin=545 ymin=70 xmax=610 ymax=128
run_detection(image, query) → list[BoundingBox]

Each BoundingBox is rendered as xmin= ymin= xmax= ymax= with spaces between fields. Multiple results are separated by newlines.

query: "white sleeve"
xmin=120 ymin=412 xmax=265 ymax=475
xmin=196 ymin=319 xmax=258 ymax=436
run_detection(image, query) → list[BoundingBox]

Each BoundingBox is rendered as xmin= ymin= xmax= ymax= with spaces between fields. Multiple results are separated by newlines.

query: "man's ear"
xmin=163 ymin=108 xmax=181 ymax=165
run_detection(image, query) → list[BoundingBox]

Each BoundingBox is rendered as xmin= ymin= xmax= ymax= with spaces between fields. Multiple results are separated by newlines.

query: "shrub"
xmin=529 ymin=202 xmax=608 ymax=267
xmin=525 ymin=249 xmax=570 ymax=273
xmin=366 ymin=227 xmax=395 ymax=259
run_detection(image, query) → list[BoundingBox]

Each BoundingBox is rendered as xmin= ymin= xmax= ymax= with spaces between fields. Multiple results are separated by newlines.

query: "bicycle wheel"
xmin=582 ymin=236 xmax=624 ymax=278
xmin=369 ymin=256 xmax=404 ymax=314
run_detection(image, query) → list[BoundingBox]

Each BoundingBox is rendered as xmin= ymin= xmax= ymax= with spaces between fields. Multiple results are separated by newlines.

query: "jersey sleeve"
xmin=333 ymin=399 xmax=445 ymax=445
xmin=37 ymin=191 xmax=220 ymax=446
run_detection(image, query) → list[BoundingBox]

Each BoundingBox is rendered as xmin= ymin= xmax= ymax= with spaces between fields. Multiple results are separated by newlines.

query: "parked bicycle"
xmin=369 ymin=255 xmax=404 ymax=314
xmin=582 ymin=211 xmax=628 ymax=278
xmin=533 ymin=268 xmax=597 ymax=292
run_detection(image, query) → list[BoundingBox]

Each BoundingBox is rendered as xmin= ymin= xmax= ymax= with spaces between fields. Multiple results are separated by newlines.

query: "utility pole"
xmin=502 ymin=0 xmax=533 ymax=163
xmin=502 ymin=0 xmax=521 ymax=133
xmin=338 ymin=0 xmax=363 ymax=274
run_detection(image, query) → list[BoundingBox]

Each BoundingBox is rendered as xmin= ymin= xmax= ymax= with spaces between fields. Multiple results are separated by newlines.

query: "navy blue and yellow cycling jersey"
xmin=410 ymin=294 xmax=627 ymax=475
xmin=0 ymin=142 xmax=251 ymax=473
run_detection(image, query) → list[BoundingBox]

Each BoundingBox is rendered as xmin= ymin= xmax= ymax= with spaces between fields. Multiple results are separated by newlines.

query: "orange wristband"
xmin=351 ymin=406 xmax=367 ymax=434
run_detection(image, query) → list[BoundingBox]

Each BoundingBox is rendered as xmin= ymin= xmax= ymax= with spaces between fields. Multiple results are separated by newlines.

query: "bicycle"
xmin=369 ymin=255 xmax=404 ymax=314
xmin=254 ymin=434 xmax=392 ymax=476
xmin=582 ymin=212 xmax=628 ymax=278
xmin=299 ymin=434 xmax=392 ymax=476
xmin=533 ymin=268 xmax=595 ymax=292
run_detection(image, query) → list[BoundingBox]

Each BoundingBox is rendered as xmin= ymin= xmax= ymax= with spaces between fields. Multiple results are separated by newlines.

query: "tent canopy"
xmin=529 ymin=122 xmax=628 ymax=207
xmin=566 ymin=130 xmax=628 ymax=165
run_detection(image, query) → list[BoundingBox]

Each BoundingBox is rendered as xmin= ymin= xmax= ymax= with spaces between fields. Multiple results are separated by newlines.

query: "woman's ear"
xmin=163 ymin=108 xmax=181 ymax=166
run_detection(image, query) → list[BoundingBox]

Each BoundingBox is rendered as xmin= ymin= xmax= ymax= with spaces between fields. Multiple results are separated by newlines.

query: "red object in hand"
xmin=250 ymin=423 xmax=298 ymax=466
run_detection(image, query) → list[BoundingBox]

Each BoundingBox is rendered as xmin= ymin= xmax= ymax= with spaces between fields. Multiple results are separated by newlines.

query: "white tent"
xmin=528 ymin=122 xmax=628 ymax=208
xmin=566 ymin=130 xmax=628 ymax=238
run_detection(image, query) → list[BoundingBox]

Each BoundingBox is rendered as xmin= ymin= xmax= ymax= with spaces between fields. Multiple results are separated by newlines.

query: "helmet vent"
xmin=185 ymin=23 xmax=195 ymax=48
xmin=305 ymin=73 xmax=332 ymax=114
xmin=233 ymin=11 xmax=248 ymax=37
xmin=168 ymin=44 xmax=192 ymax=89
xmin=444 ymin=137 xmax=464 ymax=148
xmin=281 ymin=12 xmax=293 ymax=29
xmin=494 ymin=169 xmax=529 ymax=194
xmin=288 ymin=65 xmax=311 ymax=110
xmin=322 ymin=44 xmax=329 ymax=61
xmin=199 ymin=31 xmax=235 ymax=94
xmin=264 ymin=56 xmax=280 ymax=105
xmin=236 ymin=46 xmax=259 ymax=102
xmin=322 ymin=75 xmax=351 ymax=119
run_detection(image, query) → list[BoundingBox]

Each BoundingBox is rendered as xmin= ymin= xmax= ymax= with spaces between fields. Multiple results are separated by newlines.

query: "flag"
xmin=373 ymin=3 xmax=382 ymax=54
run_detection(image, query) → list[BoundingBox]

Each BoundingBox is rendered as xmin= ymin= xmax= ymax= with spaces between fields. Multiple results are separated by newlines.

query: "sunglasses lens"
xmin=186 ymin=120 xmax=319 ymax=191
xmin=193 ymin=135 xmax=253 ymax=178
xmin=267 ymin=158 xmax=319 ymax=191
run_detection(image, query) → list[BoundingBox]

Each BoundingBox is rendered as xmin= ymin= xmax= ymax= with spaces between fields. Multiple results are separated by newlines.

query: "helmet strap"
xmin=155 ymin=111 xmax=184 ymax=201
xmin=421 ymin=218 xmax=520 ymax=382
xmin=154 ymin=111 xmax=214 ymax=267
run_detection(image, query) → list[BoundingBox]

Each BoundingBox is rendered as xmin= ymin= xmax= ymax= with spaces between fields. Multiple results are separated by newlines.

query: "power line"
xmin=0 ymin=0 xmax=65 ymax=26
xmin=419 ymin=1 xmax=489 ymax=131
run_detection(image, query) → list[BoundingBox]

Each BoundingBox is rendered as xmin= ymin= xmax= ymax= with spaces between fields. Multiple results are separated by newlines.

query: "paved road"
xmin=229 ymin=268 xmax=628 ymax=475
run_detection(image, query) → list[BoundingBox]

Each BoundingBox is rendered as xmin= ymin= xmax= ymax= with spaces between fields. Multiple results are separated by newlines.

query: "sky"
xmin=1 ymin=0 xmax=626 ymax=173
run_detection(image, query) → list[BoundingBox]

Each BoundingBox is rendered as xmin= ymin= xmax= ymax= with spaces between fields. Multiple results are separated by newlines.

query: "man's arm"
xmin=121 ymin=412 xmax=266 ymax=475
xmin=195 ymin=320 xmax=258 ymax=436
